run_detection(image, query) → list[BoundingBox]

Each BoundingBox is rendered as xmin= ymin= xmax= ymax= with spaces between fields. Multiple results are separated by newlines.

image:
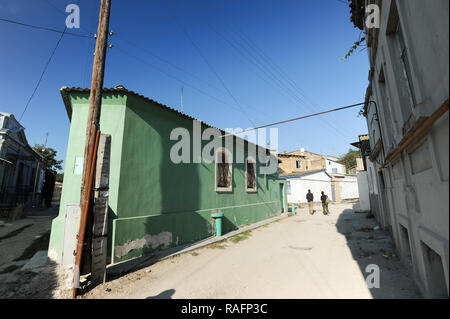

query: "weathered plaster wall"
xmin=48 ymin=93 xmax=127 ymax=263
xmin=49 ymin=91 xmax=283 ymax=264
xmin=111 ymin=95 xmax=281 ymax=262
xmin=285 ymin=171 xmax=332 ymax=204
xmin=361 ymin=0 xmax=449 ymax=298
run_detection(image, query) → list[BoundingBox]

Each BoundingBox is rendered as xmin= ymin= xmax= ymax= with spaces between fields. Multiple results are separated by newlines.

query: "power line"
xmin=19 ymin=0 xmax=82 ymax=121
xmin=119 ymin=38 xmax=228 ymax=98
xmin=41 ymin=0 xmax=95 ymax=36
xmin=115 ymin=45 xmax=249 ymax=115
xmin=0 ymin=17 xmax=91 ymax=38
xmin=183 ymin=0 xmax=351 ymax=139
xmin=184 ymin=0 xmax=314 ymax=111
xmin=114 ymin=40 xmax=274 ymax=118
xmin=163 ymin=0 xmax=256 ymax=127
xmin=19 ymin=31 xmax=66 ymax=121
xmin=199 ymin=0 xmax=352 ymax=137
xmin=223 ymin=102 xmax=365 ymax=136
xmin=199 ymin=0 xmax=356 ymax=139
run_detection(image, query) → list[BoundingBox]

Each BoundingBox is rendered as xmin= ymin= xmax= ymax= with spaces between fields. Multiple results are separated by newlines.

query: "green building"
xmin=48 ymin=86 xmax=287 ymax=265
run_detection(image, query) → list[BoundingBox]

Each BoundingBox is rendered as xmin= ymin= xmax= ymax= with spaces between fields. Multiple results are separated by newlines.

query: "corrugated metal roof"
xmin=60 ymin=86 xmax=271 ymax=152
xmin=279 ymin=169 xmax=329 ymax=179
xmin=60 ymin=86 xmax=225 ymax=133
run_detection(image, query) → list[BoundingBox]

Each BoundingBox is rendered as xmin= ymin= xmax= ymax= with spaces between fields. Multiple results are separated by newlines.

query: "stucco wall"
xmin=49 ymin=91 xmax=283 ymax=264
xmin=111 ymin=95 xmax=281 ymax=262
xmin=356 ymin=171 xmax=370 ymax=211
xmin=360 ymin=0 xmax=449 ymax=298
xmin=338 ymin=175 xmax=359 ymax=200
xmin=285 ymin=171 xmax=332 ymax=204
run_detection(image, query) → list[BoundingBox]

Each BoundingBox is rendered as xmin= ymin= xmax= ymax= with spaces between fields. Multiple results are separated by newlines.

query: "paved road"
xmin=83 ymin=202 xmax=421 ymax=299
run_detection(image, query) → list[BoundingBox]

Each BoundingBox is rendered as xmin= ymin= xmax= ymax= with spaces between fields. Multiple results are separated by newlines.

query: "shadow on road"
xmin=0 ymin=259 xmax=60 ymax=299
xmin=335 ymin=206 xmax=421 ymax=298
xmin=146 ymin=288 xmax=175 ymax=299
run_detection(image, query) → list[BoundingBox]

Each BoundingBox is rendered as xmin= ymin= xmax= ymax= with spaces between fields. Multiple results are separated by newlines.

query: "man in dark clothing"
xmin=306 ymin=190 xmax=314 ymax=215
xmin=321 ymin=191 xmax=330 ymax=215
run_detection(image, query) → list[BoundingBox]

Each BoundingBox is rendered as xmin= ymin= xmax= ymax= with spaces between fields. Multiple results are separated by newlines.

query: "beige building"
xmin=278 ymin=149 xmax=346 ymax=176
xmin=348 ymin=158 xmax=365 ymax=175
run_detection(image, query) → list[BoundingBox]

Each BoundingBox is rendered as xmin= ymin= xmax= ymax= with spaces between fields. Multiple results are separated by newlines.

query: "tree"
xmin=33 ymin=144 xmax=63 ymax=173
xmin=55 ymin=173 xmax=64 ymax=183
xmin=339 ymin=148 xmax=361 ymax=173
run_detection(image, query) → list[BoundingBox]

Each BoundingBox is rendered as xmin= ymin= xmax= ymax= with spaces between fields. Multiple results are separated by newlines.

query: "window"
xmin=296 ymin=160 xmax=302 ymax=169
xmin=286 ymin=181 xmax=291 ymax=195
xmin=215 ymin=149 xmax=232 ymax=192
xmin=377 ymin=66 xmax=397 ymax=144
xmin=246 ymin=158 xmax=257 ymax=192
xmin=421 ymin=241 xmax=449 ymax=298
xmin=332 ymin=168 xmax=338 ymax=174
xmin=396 ymin=23 xmax=416 ymax=111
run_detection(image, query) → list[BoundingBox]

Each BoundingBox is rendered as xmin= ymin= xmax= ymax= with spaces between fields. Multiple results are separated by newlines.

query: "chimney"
xmin=300 ymin=148 xmax=305 ymax=156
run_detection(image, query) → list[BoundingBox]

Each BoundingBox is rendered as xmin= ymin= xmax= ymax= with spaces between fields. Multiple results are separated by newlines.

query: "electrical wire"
xmin=163 ymin=0 xmax=256 ymax=127
xmin=0 ymin=17 xmax=91 ymax=38
xmin=222 ymin=102 xmax=365 ymax=136
xmin=19 ymin=0 xmax=82 ymax=121
xmin=115 ymin=45 xmax=251 ymax=115
xmin=187 ymin=0 xmax=355 ymax=139
xmin=203 ymin=0 xmax=356 ymax=138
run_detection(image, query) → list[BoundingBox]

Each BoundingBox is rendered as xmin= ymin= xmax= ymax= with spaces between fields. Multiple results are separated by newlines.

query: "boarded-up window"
xmin=216 ymin=150 xmax=232 ymax=192
xmin=246 ymin=158 xmax=257 ymax=192
xmin=408 ymin=138 xmax=432 ymax=175
xmin=392 ymin=160 xmax=403 ymax=180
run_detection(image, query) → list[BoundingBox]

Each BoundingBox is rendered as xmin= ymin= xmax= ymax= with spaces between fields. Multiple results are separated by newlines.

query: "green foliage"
xmin=33 ymin=144 xmax=63 ymax=173
xmin=55 ymin=173 xmax=64 ymax=182
xmin=339 ymin=149 xmax=361 ymax=173
xmin=340 ymin=37 xmax=366 ymax=61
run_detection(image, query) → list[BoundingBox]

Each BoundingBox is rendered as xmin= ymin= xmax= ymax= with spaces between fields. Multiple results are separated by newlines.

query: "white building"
xmin=283 ymin=170 xmax=332 ymax=204
xmin=324 ymin=156 xmax=346 ymax=174
xmin=349 ymin=0 xmax=449 ymax=298
xmin=281 ymin=169 xmax=359 ymax=205
xmin=0 ymin=113 xmax=45 ymax=207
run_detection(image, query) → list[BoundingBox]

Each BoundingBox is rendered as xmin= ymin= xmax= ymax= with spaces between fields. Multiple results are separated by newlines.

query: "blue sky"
xmin=0 ymin=0 xmax=369 ymax=170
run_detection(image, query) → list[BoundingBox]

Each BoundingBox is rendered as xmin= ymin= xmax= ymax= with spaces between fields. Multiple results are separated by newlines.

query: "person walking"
xmin=306 ymin=190 xmax=314 ymax=215
xmin=321 ymin=191 xmax=330 ymax=215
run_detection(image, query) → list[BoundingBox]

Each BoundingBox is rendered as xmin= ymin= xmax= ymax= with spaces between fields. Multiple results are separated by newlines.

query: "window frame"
xmin=215 ymin=148 xmax=233 ymax=192
xmin=245 ymin=157 xmax=257 ymax=193
xmin=396 ymin=23 xmax=416 ymax=111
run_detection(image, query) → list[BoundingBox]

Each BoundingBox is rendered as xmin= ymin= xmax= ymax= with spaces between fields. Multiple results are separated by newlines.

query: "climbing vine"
xmin=340 ymin=36 xmax=366 ymax=60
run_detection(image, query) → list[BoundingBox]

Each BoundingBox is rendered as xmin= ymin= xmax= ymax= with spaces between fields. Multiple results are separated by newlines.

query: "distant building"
xmin=0 ymin=113 xmax=45 ymax=208
xmin=281 ymin=169 xmax=359 ymax=204
xmin=348 ymin=158 xmax=365 ymax=175
xmin=350 ymin=134 xmax=371 ymax=212
xmin=278 ymin=149 xmax=346 ymax=176
xmin=349 ymin=0 xmax=449 ymax=298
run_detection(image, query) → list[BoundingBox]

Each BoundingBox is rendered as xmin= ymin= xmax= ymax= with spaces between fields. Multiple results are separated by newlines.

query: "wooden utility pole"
xmin=72 ymin=0 xmax=112 ymax=298
xmin=91 ymin=134 xmax=111 ymax=285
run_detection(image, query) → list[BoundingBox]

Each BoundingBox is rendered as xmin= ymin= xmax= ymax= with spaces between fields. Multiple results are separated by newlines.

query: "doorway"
xmin=279 ymin=183 xmax=285 ymax=213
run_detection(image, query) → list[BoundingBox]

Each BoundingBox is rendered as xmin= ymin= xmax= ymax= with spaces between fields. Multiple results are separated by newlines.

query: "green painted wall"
xmin=48 ymin=92 xmax=127 ymax=263
xmin=49 ymin=91 xmax=284 ymax=264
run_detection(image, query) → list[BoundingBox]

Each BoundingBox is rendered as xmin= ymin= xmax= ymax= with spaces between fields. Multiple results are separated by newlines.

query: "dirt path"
xmin=81 ymin=202 xmax=421 ymax=299
xmin=0 ymin=215 xmax=53 ymax=272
